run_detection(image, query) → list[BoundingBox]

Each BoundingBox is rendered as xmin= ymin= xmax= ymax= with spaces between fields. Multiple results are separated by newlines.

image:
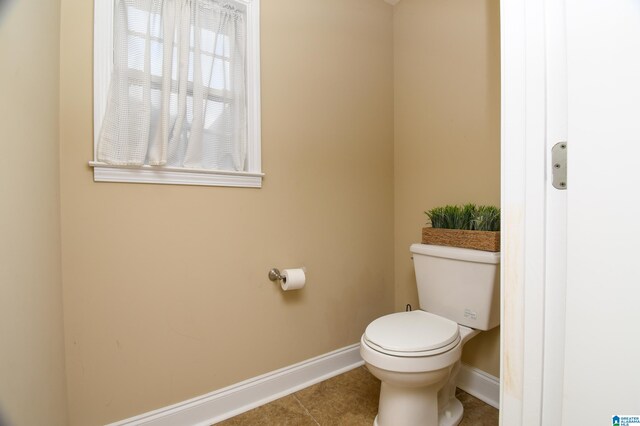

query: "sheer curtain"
xmin=97 ymin=0 xmax=247 ymax=172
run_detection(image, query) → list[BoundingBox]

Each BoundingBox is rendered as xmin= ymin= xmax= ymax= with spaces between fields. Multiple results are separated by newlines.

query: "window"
xmin=92 ymin=0 xmax=262 ymax=187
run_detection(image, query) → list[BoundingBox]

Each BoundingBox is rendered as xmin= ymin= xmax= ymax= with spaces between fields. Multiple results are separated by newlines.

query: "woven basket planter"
xmin=422 ymin=227 xmax=500 ymax=252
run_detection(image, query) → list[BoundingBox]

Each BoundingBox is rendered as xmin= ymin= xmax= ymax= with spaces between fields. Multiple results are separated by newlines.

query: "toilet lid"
xmin=364 ymin=310 xmax=460 ymax=356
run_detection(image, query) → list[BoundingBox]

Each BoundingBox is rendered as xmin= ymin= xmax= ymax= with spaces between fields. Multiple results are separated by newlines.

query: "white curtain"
xmin=98 ymin=0 xmax=247 ymax=171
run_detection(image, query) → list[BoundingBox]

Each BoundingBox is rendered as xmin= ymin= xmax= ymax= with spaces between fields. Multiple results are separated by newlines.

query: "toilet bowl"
xmin=360 ymin=244 xmax=500 ymax=426
xmin=360 ymin=310 xmax=480 ymax=426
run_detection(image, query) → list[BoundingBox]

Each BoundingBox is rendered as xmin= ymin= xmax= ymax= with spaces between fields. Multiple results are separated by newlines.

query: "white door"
xmin=562 ymin=0 xmax=640 ymax=423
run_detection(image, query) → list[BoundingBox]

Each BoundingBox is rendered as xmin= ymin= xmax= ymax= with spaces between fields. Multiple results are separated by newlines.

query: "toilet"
xmin=360 ymin=243 xmax=500 ymax=426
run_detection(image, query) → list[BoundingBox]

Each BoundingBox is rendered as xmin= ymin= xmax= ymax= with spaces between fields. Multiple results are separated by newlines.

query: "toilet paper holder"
xmin=268 ymin=267 xmax=306 ymax=283
xmin=268 ymin=267 xmax=307 ymax=291
xmin=268 ymin=268 xmax=285 ymax=282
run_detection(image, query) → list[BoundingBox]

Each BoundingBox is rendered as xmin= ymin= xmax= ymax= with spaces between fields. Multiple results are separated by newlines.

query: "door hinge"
xmin=552 ymin=142 xmax=567 ymax=190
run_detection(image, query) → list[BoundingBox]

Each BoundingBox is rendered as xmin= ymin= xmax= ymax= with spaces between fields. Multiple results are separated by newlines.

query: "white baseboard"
xmin=457 ymin=363 xmax=500 ymax=409
xmin=106 ymin=344 xmax=364 ymax=426
xmin=106 ymin=346 xmax=499 ymax=426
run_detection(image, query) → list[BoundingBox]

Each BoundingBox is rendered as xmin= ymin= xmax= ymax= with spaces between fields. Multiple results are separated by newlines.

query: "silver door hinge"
xmin=552 ymin=142 xmax=567 ymax=190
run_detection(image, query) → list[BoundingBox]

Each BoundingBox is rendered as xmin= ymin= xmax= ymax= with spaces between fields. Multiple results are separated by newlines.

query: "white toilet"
xmin=360 ymin=243 xmax=500 ymax=426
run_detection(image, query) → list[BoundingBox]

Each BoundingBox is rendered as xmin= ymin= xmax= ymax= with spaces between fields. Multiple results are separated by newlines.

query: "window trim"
xmin=92 ymin=0 xmax=262 ymax=188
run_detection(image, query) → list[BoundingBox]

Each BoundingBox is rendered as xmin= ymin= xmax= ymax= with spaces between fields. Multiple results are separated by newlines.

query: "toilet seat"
xmin=364 ymin=310 xmax=460 ymax=357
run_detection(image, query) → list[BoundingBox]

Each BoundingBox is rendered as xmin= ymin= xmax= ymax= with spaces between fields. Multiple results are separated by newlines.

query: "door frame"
xmin=500 ymin=0 xmax=567 ymax=424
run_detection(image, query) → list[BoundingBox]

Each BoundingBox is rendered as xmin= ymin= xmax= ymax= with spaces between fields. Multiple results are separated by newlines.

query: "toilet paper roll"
xmin=281 ymin=268 xmax=306 ymax=291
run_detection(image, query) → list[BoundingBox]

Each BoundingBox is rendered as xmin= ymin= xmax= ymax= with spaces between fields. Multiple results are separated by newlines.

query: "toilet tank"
xmin=410 ymin=243 xmax=500 ymax=330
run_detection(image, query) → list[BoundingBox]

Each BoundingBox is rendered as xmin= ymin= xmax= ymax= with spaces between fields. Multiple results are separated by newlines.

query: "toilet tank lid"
xmin=410 ymin=243 xmax=500 ymax=264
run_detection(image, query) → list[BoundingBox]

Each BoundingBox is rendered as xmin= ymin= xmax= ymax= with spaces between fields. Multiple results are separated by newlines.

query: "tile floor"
xmin=216 ymin=366 xmax=498 ymax=425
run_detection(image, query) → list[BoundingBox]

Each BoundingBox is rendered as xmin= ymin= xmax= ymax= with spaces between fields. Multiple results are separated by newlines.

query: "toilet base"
xmin=373 ymin=397 xmax=463 ymax=426
xmin=438 ymin=396 xmax=464 ymax=426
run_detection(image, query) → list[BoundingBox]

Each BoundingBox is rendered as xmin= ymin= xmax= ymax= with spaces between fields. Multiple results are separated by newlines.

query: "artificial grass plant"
xmin=425 ymin=204 xmax=500 ymax=232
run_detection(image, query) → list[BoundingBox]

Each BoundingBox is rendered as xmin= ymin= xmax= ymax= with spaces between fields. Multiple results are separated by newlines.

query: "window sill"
xmin=89 ymin=161 xmax=263 ymax=188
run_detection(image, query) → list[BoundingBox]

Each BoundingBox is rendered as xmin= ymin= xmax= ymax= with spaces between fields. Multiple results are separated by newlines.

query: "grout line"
xmin=292 ymin=394 xmax=321 ymax=426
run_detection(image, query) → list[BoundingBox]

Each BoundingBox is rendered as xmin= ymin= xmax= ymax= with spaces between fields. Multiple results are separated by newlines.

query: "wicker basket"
xmin=422 ymin=227 xmax=500 ymax=252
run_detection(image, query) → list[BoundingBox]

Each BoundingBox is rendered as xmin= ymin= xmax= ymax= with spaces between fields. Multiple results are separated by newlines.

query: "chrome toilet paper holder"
xmin=268 ymin=268 xmax=285 ymax=282
xmin=268 ymin=267 xmax=307 ymax=291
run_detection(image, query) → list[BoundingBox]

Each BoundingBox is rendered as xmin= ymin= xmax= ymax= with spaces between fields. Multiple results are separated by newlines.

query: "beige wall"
xmin=393 ymin=0 xmax=501 ymax=376
xmin=0 ymin=1 xmax=69 ymax=425
xmin=59 ymin=0 xmax=395 ymax=424
xmin=54 ymin=0 xmax=501 ymax=422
